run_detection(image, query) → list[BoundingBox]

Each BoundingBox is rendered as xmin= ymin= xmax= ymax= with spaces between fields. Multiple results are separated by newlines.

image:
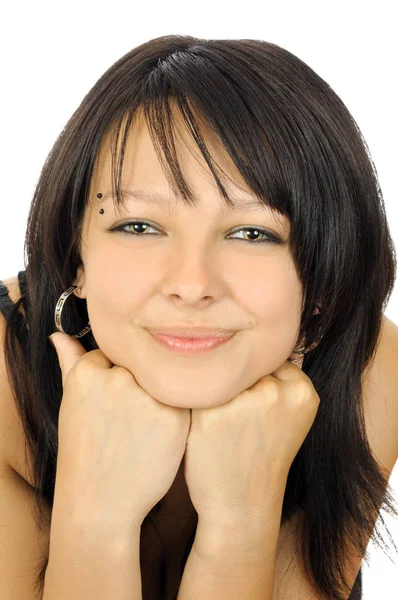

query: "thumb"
xmin=49 ymin=332 xmax=87 ymax=386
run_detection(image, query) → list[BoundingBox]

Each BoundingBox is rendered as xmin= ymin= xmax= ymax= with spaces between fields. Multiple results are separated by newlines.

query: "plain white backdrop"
xmin=1 ymin=1 xmax=397 ymax=597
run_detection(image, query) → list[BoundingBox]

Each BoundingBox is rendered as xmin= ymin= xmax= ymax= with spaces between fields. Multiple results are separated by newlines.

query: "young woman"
xmin=1 ymin=34 xmax=397 ymax=600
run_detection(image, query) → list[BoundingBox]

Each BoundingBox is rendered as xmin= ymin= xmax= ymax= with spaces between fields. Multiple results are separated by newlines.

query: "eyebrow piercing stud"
xmin=97 ymin=193 xmax=104 ymax=214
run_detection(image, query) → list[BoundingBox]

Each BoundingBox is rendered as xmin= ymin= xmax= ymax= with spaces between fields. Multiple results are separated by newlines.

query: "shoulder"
xmin=361 ymin=314 xmax=398 ymax=476
xmin=0 ymin=275 xmax=34 ymax=485
xmin=0 ymin=277 xmax=51 ymax=598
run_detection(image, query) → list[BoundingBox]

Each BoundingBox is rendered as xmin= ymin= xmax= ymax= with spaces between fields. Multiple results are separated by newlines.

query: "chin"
xmin=156 ymin=397 xmax=233 ymax=410
xmin=142 ymin=385 xmax=239 ymax=410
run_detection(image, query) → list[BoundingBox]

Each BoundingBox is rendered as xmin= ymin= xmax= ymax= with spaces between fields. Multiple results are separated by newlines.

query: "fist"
xmin=183 ymin=359 xmax=320 ymax=528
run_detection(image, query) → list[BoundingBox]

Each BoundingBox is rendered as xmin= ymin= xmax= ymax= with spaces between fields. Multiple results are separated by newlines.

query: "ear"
xmin=72 ymin=265 xmax=87 ymax=299
xmin=289 ymin=352 xmax=304 ymax=369
xmin=313 ymin=305 xmax=321 ymax=315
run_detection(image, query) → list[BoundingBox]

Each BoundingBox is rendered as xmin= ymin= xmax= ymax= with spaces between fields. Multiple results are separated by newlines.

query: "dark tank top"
xmin=0 ymin=271 xmax=29 ymax=345
xmin=0 ymin=270 xmax=28 ymax=320
xmin=0 ymin=269 xmax=363 ymax=600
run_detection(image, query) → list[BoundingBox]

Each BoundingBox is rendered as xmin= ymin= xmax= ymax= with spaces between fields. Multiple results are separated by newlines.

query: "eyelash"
xmin=108 ymin=220 xmax=283 ymax=245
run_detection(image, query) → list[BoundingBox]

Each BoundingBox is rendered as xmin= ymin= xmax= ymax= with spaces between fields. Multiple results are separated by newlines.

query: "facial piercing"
xmin=97 ymin=193 xmax=104 ymax=214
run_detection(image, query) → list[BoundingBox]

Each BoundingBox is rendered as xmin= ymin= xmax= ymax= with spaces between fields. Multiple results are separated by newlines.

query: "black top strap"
xmin=18 ymin=269 xmax=27 ymax=297
xmin=0 ymin=271 xmax=29 ymax=348
xmin=0 ymin=279 xmax=15 ymax=321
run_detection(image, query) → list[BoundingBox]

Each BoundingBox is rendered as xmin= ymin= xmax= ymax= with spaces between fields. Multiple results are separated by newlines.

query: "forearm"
xmin=177 ymin=474 xmax=287 ymax=600
xmin=43 ymin=485 xmax=143 ymax=599
xmin=43 ymin=517 xmax=142 ymax=599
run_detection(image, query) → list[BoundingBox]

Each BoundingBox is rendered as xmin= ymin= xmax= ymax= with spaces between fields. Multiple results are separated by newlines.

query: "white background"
xmin=1 ymin=1 xmax=397 ymax=597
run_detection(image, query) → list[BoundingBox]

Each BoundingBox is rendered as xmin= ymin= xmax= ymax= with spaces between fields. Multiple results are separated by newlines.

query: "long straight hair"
xmin=3 ymin=34 xmax=397 ymax=599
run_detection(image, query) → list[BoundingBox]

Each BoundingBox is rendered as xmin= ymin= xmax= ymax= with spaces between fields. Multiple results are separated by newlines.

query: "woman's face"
xmin=75 ymin=105 xmax=303 ymax=408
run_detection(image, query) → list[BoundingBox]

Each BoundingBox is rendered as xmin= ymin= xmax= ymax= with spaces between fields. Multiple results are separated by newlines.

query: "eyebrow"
xmin=96 ymin=188 xmax=274 ymax=213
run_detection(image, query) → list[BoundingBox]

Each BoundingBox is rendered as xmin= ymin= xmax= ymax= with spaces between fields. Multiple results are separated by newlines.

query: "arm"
xmin=43 ymin=477 xmax=143 ymax=600
xmin=177 ymin=471 xmax=287 ymax=600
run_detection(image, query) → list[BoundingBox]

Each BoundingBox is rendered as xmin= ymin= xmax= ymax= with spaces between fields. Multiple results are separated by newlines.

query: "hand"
xmin=49 ymin=331 xmax=191 ymax=529
xmin=183 ymin=358 xmax=320 ymax=529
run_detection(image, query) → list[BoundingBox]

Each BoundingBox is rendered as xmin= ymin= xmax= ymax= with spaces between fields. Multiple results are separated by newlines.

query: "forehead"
xmin=89 ymin=103 xmax=289 ymax=230
xmin=93 ymin=105 xmax=250 ymax=189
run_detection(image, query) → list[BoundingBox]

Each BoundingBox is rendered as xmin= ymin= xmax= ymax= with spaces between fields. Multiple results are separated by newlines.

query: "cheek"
xmin=85 ymin=243 xmax=155 ymax=304
xmin=82 ymin=248 xmax=142 ymax=330
xmin=240 ymin=260 xmax=302 ymax=359
xmin=238 ymin=259 xmax=302 ymax=322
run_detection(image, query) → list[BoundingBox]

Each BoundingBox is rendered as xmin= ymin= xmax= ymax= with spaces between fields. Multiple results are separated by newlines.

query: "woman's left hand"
xmin=183 ymin=358 xmax=319 ymax=529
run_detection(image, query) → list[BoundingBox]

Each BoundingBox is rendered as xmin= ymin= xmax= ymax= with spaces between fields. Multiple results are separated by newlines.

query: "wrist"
xmin=193 ymin=519 xmax=269 ymax=562
xmin=193 ymin=473 xmax=287 ymax=560
xmin=51 ymin=493 xmax=143 ymax=548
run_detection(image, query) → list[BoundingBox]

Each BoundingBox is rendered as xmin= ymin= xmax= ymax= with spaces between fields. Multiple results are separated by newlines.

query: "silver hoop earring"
xmin=54 ymin=285 xmax=91 ymax=338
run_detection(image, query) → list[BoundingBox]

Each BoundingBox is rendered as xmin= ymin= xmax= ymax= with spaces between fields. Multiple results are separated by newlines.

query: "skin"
xmin=73 ymin=102 xmax=305 ymax=410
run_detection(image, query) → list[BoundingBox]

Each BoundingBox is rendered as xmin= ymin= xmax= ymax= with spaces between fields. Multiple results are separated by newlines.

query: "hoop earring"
xmin=54 ymin=285 xmax=91 ymax=338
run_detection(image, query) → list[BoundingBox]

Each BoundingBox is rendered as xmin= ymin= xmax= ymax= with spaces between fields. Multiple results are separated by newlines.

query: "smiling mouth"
xmin=150 ymin=332 xmax=236 ymax=356
xmin=147 ymin=326 xmax=239 ymax=338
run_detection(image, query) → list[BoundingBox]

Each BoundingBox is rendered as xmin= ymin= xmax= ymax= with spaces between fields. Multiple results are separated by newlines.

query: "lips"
xmin=147 ymin=326 xmax=238 ymax=339
xmin=151 ymin=332 xmax=235 ymax=355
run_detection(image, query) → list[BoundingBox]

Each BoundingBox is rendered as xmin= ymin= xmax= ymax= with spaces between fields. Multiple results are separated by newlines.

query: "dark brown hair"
xmin=3 ymin=34 xmax=397 ymax=599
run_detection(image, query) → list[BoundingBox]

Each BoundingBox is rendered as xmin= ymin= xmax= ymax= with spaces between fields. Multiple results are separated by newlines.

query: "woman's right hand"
xmin=48 ymin=331 xmax=191 ymax=530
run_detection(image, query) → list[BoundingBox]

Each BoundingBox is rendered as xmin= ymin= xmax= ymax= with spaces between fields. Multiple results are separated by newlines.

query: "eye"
xmin=227 ymin=226 xmax=283 ymax=245
xmin=108 ymin=220 xmax=284 ymax=246
xmin=109 ymin=220 xmax=160 ymax=237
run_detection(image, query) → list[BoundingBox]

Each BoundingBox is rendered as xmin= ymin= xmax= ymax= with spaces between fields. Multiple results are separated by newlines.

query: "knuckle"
xmin=111 ymin=366 xmax=135 ymax=387
xmin=264 ymin=379 xmax=280 ymax=399
xmin=297 ymin=386 xmax=320 ymax=413
xmin=313 ymin=390 xmax=321 ymax=407
xmin=294 ymin=379 xmax=312 ymax=399
xmin=73 ymin=356 xmax=93 ymax=378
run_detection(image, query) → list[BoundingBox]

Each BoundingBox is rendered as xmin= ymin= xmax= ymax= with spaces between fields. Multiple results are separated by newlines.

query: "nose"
xmin=158 ymin=246 xmax=225 ymax=306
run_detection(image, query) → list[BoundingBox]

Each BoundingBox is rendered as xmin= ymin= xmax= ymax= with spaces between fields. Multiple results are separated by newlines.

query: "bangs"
xmin=105 ymin=59 xmax=293 ymax=225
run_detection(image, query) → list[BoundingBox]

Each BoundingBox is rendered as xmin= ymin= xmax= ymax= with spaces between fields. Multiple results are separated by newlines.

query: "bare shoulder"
xmin=0 ymin=275 xmax=34 ymax=484
xmin=0 ymin=276 xmax=51 ymax=597
xmin=380 ymin=313 xmax=398 ymax=347
xmin=361 ymin=313 xmax=398 ymax=476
